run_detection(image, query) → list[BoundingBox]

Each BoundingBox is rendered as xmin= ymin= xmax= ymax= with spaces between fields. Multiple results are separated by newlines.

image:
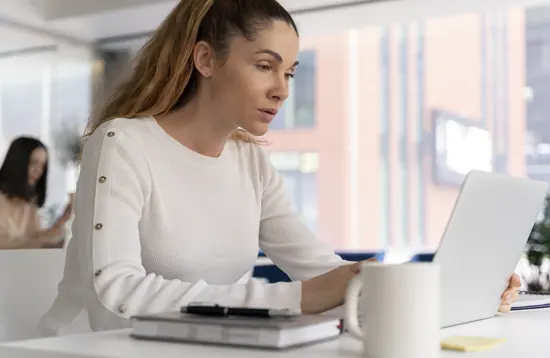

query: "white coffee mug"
xmin=344 ymin=262 xmax=441 ymax=358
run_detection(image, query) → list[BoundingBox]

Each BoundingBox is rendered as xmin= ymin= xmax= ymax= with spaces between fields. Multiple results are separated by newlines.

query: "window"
xmin=1 ymin=78 xmax=43 ymax=140
xmin=0 ymin=49 xmax=93 ymax=209
xmin=264 ymin=6 xmax=547 ymax=252
xmin=51 ymin=61 xmax=92 ymax=131
xmin=270 ymin=50 xmax=317 ymax=130
xmin=270 ymin=152 xmax=319 ymax=233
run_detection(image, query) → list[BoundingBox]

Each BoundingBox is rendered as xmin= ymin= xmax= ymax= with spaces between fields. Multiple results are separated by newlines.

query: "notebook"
xmin=129 ymin=311 xmax=342 ymax=350
xmin=510 ymin=290 xmax=550 ymax=311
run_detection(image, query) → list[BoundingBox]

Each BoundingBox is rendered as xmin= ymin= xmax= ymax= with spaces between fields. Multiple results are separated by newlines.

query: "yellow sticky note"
xmin=441 ymin=336 xmax=506 ymax=352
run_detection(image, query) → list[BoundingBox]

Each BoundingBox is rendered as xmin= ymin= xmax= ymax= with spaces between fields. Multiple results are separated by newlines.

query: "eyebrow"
xmin=256 ymin=49 xmax=299 ymax=67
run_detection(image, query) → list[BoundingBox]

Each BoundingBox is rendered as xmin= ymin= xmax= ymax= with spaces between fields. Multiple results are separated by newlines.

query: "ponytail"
xmin=88 ymin=0 xmax=214 ymax=136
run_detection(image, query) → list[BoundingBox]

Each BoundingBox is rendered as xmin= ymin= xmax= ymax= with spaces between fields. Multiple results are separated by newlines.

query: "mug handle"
xmin=344 ymin=275 xmax=364 ymax=339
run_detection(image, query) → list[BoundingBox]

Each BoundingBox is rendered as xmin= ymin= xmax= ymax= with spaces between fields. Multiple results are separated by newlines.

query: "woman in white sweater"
xmin=40 ymin=0 xmax=520 ymax=334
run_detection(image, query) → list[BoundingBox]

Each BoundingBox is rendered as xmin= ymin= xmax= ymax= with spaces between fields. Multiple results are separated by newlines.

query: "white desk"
xmin=0 ymin=309 xmax=548 ymax=358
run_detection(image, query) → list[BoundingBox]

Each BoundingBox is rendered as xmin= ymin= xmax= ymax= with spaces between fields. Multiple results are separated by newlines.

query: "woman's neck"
xmin=155 ymin=98 xmax=235 ymax=158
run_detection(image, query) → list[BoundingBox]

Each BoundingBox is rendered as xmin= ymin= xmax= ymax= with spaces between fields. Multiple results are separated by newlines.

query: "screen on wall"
xmin=432 ymin=109 xmax=493 ymax=187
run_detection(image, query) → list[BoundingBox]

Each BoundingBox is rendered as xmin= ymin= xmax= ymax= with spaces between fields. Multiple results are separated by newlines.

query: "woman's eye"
xmin=285 ymin=73 xmax=295 ymax=79
xmin=256 ymin=64 xmax=272 ymax=72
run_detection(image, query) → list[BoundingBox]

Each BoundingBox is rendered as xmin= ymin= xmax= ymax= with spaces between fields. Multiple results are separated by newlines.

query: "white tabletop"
xmin=1 ymin=309 xmax=549 ymax=358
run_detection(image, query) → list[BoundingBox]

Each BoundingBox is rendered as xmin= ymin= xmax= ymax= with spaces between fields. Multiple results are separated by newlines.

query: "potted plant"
xmin=52 ymin=119 xmax=84 ymax=193
xmin=523 ymin=195 xmax=550 ymax=292
xmin=46 ymin=120 xmax=84 ymax=245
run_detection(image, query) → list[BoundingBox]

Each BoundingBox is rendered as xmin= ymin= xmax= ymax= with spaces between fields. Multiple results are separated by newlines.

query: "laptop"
xmin=432 ymin=170 xmax=548 ymax=327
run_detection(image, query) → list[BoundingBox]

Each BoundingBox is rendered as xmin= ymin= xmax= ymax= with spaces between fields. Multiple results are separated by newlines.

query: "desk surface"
xmin=1 ymin=309 xmax=548 ymax=358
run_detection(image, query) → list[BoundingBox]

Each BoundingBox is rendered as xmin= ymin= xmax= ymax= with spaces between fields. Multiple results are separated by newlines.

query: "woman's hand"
xmin=498 ymin=274 xmax=521 ymax=313
xmin=301 ymin=258 xmax=376 ymax=314
xmin=53 ymin=198 xmax=73 ymax=229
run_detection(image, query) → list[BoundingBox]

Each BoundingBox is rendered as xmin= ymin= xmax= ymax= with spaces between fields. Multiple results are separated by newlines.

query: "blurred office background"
xmin=3 ymin=0 xmax=550 ymax=341
xmin=1 ymin=0 xmax=550 ymax=252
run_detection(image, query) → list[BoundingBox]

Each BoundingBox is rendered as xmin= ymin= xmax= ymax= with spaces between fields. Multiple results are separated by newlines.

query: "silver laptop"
xmin=433 ymin=170 xmax=549 ymax=327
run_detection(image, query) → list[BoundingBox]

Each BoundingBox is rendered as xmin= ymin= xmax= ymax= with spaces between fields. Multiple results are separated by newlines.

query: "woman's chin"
xmin=242 ymin=122 xmax=269 ymax=137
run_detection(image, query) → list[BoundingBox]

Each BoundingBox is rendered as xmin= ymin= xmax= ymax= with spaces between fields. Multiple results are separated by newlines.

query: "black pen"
xmin=181 ymin=304 xmax=298 ymax=318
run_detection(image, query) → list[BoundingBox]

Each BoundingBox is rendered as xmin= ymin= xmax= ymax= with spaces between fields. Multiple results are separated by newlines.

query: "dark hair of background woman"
xmin=0 ymin=136 xmax=48 ymax=207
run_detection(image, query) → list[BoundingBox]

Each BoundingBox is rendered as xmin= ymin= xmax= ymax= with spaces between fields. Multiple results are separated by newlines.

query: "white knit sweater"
xmin=39 ymin=117 xmax=347 ymax=334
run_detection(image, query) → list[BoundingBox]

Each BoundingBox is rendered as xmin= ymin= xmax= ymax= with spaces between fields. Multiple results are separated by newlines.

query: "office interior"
xmin=0 ymin=0 xmax=550 ymax=342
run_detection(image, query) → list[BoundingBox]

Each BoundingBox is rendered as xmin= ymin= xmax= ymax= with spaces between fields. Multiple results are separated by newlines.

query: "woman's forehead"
xmin=229 ymin=21 xmax=299 ymax=65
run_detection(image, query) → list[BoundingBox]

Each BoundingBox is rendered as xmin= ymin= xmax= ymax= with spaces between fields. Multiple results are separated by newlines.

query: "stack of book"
xmin=130 ymin=311 xmax=342 ymax=350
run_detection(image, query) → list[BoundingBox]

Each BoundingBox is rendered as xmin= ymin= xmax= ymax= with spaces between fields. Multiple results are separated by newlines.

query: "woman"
xmin=40 ymin=0 xmax=520 ymax=334
xmin=0 ymin=137 xmax=71 ymax=249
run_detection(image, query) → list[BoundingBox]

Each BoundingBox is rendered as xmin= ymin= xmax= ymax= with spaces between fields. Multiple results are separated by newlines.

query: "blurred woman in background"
xmin=0 ymin=136 xmax=71 ymax=249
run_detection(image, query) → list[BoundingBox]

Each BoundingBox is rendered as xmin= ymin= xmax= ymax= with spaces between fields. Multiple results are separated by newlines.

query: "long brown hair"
xmin=88 ymin=0 xmax=298 ymax=143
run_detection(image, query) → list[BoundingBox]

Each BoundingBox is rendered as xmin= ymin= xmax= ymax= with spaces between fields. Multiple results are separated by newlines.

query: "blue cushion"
xmin=252 ymin=265 xmax=291 ymax=283
xmin=410 ymin=253 xmax=435 ymax=262
xmin=253 ymin=252 xmax=384 ymax=283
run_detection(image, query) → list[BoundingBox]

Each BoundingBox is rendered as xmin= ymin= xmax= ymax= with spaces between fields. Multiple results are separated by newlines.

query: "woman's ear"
xmin=193 ymin=41 xmax=216 ymax=78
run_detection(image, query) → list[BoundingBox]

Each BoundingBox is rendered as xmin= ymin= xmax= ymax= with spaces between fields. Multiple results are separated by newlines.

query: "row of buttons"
xmin=93 ymin=130 xmax=114 ymax=242
xmin=93 ymin=130 xmax=127 ymax=315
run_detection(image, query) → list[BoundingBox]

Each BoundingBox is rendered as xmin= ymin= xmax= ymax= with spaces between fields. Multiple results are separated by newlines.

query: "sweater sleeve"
xmin=257 ymin=148 xmax=352 ymax=281
xmin=77 ymin=124 xmax=302 ymax=331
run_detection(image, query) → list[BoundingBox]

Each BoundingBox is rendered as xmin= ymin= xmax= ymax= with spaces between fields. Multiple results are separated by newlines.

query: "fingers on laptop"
xmin=510 ymin=274 xmax=521 ymax=288
xmin=498 ymin=288 xmax=519 ymax=312
xmin=498 ymin=293 xmax=517 ymax=313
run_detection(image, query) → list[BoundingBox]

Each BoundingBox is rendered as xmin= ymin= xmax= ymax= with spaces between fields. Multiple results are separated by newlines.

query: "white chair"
xmin=0 ymin=246 xmax=285 ymax=342
xmin=0 ymin=248 xmax=90 ymax=342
